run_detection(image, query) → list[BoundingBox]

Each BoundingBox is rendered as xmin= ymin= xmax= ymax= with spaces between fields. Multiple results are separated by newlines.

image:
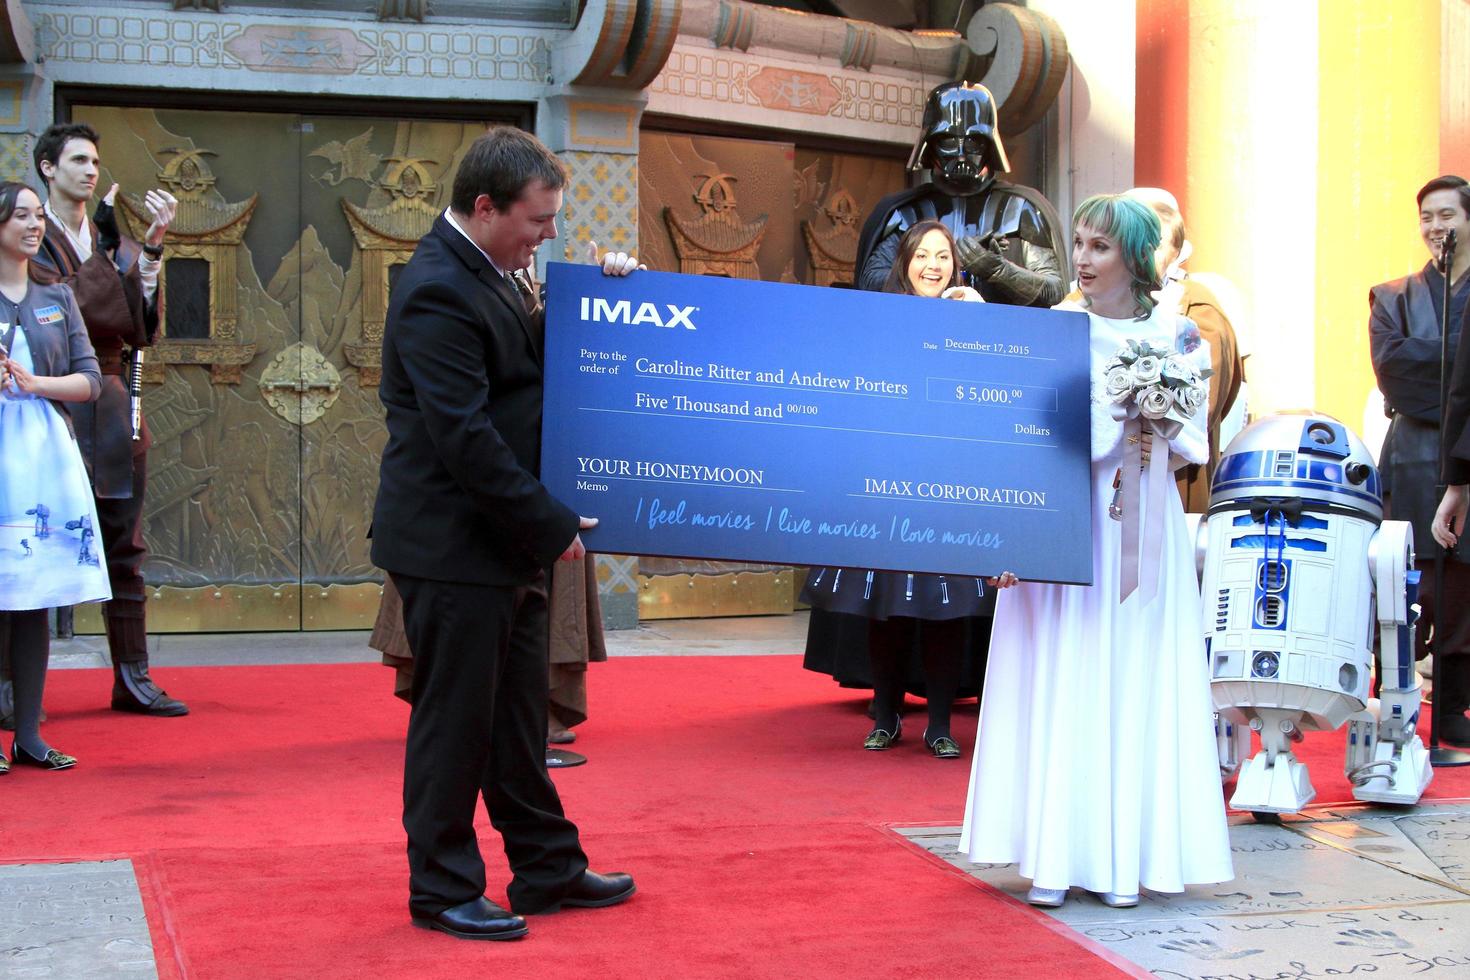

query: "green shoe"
xmin=863 ymin=722 xmax=901 ymax=750
xmin=925 ymin=733 xmax=962 ymax=759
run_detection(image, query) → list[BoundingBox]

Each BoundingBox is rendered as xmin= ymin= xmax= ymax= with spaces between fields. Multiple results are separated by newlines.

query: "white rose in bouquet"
xmin=1161 ymin=357 xmax=1198 ymax=387
xmin=1179 ymin=383 xmax=1208 ymax=416
xmin=1131 ymin=354 xmax=1163 ymax=386
xmin=1137 ymin=386 xmax=1175 ymax=420
xmin=1105 ymin=364 xmax=1134 ymax=403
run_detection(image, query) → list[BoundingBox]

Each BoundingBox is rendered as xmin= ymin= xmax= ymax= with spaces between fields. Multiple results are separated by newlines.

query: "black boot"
xmin=111 ymin=661 xmax=189 ymax=716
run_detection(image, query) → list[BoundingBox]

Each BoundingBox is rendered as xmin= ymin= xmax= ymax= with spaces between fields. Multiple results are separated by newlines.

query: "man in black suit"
xmin=1433 ymin=178 xmax=1470 ymax=597
xmin=1374 ymin=175 xmax=1470 ymax=745
xmin=371 ymin=126 xmax=637 ymax=941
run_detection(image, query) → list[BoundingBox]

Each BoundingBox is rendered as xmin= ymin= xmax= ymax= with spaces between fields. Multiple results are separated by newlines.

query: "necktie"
xmin=509 ymin=270 xmax=542 ymax=317
xmin=508 ymin=269 xmax=545 ymax=350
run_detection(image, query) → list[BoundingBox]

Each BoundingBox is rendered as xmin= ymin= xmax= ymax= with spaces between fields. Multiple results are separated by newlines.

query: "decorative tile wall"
xmin=0 ymin=132 xmax=31 ymax=182
xmin=648 ymin=46 xmax=925 ymax=144
xmin=559 ymin=150 xmax=638 ymax=255
xmin=30 ymin=7 xmax=549 ymax=81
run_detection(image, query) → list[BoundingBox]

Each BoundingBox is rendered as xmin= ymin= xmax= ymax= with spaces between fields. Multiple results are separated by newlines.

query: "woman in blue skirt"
xmin=0 ymin=181 xmax=108 ymax=773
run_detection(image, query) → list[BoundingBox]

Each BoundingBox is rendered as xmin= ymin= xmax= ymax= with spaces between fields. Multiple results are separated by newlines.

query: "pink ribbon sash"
xmin=1118 ymin=418 xmax=1173 ymax=603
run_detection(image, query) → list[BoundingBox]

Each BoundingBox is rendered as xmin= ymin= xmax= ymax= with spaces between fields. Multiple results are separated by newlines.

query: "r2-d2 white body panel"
xmin=1201 ymin=413 xmax=1429 ymax=814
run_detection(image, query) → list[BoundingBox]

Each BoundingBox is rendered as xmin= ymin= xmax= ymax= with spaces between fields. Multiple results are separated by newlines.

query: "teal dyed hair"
xmin=1072 ymin=193 xmax=1163 ymax=318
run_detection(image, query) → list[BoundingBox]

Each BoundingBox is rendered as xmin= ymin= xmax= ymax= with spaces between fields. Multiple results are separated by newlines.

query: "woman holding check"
xmin=804 ymin=219 xmax=998 ymax=759
xmin=0 ymin=180 xmax=108 ymax=774
xmin=958 ymin=194 xmax=1232 ymax=908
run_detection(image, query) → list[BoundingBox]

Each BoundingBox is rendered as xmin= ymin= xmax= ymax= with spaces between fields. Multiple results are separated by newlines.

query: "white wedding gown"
xmin=958 ymin=303 xmax=1233 ymax=896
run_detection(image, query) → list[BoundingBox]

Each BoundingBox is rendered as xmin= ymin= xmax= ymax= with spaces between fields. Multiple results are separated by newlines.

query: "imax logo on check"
xmin=580 ymin=297 xmax=697 ymax=330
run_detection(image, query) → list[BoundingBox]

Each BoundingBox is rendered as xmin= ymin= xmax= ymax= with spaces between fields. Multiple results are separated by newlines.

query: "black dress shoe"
xmin=410 ymin=897 xmax=528 ymax=941
xmin=513 ymin=870 xmax=636 ymax=915
xmin=111 ymin=662 xmax=189 ymax=716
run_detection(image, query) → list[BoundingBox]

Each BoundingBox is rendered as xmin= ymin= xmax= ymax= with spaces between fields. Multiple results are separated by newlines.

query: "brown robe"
xmin=371 ymin=559 xmax=607 ymax=728
xmin=1170 ymin=278 xmax=1244 ymax=513
xmin=34 ymin=218 xmax=157 ymax=499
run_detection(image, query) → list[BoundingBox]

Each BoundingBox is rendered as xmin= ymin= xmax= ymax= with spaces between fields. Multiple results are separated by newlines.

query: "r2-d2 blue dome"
xmin=1200 ymin=413 xmax=1429 ymax=813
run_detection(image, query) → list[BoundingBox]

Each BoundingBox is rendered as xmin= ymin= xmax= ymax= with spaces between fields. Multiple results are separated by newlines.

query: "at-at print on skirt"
xmin=0 ymin=325 xmax=110 ymax=611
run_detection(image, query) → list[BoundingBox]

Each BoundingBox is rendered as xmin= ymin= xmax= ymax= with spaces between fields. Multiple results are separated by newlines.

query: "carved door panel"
xmin=72 ymin=105 xmax=488 ymax=631
xmin=792 ymin=148 xmax=905 ymax=288
xmin=74 ymin=105 xmax=305 ymax=632
xmin=635 ymin=131 xmax=904 ymax=618
xmin=295 ymin=114 xmax=485 ymax=628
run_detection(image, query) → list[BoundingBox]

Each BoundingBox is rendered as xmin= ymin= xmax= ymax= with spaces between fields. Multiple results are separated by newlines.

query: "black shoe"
xmin=111 ymin=662 xmax=189 ymax=716
xmin=410 ymin=897 xmax=528 ymax=941
xmin=12 ymin=743 xmax=77 ymax=771
xmin=512 ymin=870 xmax=636 ymax=915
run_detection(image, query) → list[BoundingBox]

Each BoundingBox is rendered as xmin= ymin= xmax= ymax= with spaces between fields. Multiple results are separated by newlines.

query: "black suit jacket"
xmin=1370 ymin=266 xmax=1470 ymax=558
xmin=371 ymin=215 xmax=579 ymax=586
xmin=1369 ymin=265 xmax=1456 ymax=425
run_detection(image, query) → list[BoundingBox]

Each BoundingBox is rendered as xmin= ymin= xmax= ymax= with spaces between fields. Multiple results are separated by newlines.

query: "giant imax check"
xmin=541 ymin=263 xmax=1094 ymax=584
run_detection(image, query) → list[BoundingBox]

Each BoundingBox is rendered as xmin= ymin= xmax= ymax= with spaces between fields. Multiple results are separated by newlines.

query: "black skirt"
xmin=800 ymin=567 xmax=995 ymax=696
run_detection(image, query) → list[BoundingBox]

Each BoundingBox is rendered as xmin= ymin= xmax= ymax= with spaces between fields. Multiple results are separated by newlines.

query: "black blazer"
xmin=1369 ymin=265 xmax=1454 ymax=425
xmin=371 ymin=215 xmax=578 ymax=586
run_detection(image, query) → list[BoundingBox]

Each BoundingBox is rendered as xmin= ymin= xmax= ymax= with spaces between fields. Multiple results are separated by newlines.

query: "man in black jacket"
xmin=1371 ymin=174 xmax=1470 ymax=745
xmin=371 ymin=126 xmax=636 ymax=940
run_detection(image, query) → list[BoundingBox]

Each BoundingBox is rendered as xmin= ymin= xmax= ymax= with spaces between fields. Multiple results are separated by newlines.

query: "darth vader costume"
xmin=803 ymin=82 xmax=1069 ymax=698
xmin=856 ymin=81 xmax=1070 ymax=302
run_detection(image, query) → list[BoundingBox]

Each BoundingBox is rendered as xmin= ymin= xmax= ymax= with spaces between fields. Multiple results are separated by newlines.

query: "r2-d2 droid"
xmin=1199 ymin=413 xmax=1430 ymax=814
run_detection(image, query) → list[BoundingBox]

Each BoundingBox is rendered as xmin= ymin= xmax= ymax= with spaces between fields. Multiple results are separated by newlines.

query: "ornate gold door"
xmin=72 ymin=105 xmax=493 ymax=631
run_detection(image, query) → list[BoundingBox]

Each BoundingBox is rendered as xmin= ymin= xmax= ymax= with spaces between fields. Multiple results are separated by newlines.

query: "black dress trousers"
xmin=394 ymin=570 xmax=588 ymax=916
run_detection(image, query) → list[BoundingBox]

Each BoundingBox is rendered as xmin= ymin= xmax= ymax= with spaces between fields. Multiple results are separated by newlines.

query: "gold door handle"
xmin=258 ymin=343 xmax=343 ymax=424
xmin=260 ymin=378 xmax=341 ymax=393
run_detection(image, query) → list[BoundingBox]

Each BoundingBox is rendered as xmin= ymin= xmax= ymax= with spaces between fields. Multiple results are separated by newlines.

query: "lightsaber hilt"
xmin=128 ymin=347 xmax=145 ymax=441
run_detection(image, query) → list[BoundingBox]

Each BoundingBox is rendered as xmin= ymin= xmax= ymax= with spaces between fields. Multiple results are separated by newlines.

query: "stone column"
xmin=0 ymin=0 xmax=47 ymax=187
xmin=537 ymin=89 xmax=647 ymax=630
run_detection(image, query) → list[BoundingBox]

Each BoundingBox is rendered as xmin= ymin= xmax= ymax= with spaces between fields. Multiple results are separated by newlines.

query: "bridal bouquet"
xmin=1102 ymin=339 xmax=1210 ymax=435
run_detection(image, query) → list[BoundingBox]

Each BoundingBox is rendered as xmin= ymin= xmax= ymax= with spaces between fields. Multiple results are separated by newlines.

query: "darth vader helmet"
xmin=905 ymin=82 xmax=1010 ymax=191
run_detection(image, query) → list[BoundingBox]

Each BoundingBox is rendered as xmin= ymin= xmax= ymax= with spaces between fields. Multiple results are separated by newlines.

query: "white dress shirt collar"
xmin=443 ymin=207 xmax=508 ymax=277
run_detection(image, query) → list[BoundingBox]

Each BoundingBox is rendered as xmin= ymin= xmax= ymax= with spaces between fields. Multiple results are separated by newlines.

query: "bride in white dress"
xmin=958 ymin=193 xmax=1233 ymax=907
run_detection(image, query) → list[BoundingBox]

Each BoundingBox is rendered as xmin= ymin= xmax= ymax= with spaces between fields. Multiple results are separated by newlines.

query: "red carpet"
xmin=7 ymin=655 xmax=1468 ymax=979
